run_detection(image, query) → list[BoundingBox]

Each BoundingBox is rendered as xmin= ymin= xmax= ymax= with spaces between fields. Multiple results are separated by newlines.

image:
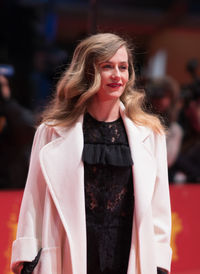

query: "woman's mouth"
xmin=107 ymin=83 xmax=122 ymax=88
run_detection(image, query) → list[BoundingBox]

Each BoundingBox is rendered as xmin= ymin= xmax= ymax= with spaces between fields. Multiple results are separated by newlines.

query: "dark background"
xmin=1 ymin=0 xmax=200 ymax=110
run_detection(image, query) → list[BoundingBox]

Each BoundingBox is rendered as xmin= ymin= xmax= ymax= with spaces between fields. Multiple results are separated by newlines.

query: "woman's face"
xmin=96 ymin=46 xmax=130 ymax=102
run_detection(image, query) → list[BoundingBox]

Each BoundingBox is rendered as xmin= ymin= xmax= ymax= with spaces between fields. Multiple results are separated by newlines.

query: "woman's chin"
xmin=95 ymin=91 xmax=124 ymax=102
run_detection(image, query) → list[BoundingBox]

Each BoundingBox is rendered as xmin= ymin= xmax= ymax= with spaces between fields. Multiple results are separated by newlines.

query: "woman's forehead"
xmin=96 ymin=46 xmax=129 ymax=63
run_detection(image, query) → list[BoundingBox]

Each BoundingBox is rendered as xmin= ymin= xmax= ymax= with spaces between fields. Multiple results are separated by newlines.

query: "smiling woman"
xmin=11 ymin=33 xmax=171 ymax=274
xmin=93 ymin=46 xmax=129 ymax=105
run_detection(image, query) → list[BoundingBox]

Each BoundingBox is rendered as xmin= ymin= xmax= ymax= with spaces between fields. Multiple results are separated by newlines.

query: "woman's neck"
xmin=87 ymin=98 xmax=121 ymax=122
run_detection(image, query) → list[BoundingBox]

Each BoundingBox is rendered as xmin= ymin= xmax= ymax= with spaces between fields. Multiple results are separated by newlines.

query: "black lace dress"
xmin=82 ymin=112 xmax=134 ymax=274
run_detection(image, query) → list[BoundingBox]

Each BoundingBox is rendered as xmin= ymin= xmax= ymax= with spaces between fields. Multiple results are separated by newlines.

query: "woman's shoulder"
xmin=128 ymin=118 xmax=166 ymax=140
xmin=132 ymin=122 xmax=167 ymax=153
xmin=36 ymin=121 xmax=67 ymax=136
xmin=36 ymin=122 xmax=56 ymax=137
xmin=121 ymin=102 xmax=165 ymax=137
xmin=33 ymin=122 xmax=62 ymax=148
xmin=135 ymin=125 xmax=167 ymax=159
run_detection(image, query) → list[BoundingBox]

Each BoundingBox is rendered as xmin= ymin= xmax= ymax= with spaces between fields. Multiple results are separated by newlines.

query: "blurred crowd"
xmin=144 ymin=59 xmax=200 ymax=184
xmin=0 ymin=54 xmax=200 ymax=189
xmin=0 ymin=73 xmax=35 ymax=189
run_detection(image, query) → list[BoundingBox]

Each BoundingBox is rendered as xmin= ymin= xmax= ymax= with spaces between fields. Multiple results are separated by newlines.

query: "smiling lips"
xmin=107 ymin=83 xmax=122 ymax=88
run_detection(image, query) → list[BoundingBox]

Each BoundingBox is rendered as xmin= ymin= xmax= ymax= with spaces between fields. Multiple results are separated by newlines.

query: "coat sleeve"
xmin=152 ymin=133 xmax=172 ymax=272
xmin=11 ymin=124 xmax=55 ymax=274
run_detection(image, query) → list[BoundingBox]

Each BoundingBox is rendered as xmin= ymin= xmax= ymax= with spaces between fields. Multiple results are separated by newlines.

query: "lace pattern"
xmin=83 ymin=113 xmax=134 ymax=273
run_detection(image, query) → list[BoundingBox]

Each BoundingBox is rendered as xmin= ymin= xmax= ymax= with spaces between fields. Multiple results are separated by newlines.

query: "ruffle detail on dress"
xmin=82 ymin=143 xmax=133 ymax=166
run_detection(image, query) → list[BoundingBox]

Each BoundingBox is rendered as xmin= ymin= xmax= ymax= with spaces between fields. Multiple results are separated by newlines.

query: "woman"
xmin=11 ymin=33 xmax=172 ymax=274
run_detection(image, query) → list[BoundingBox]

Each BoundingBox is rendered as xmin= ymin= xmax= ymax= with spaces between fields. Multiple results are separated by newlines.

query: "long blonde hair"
xmin=41 ymin=33 xmax=164 ymax=133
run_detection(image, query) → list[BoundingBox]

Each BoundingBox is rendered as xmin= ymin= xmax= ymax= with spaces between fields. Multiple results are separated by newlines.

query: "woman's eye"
xmin=120 ymin=66 xmax=128 ymax=70
xmin=101 ymin=64 xmax=128 ymax=70
xmin=102 ymin=64 xmax=112 ymax=69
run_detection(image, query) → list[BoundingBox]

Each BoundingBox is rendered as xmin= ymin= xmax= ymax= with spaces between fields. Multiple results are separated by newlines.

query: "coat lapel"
xmin=120 ymin=106 xmax=157 ymax=227
xmin=39 ymin=115 xmax=87 ymax=274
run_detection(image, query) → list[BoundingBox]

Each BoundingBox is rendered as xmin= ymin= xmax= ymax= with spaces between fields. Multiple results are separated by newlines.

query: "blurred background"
xmin=0 ymin=0 xmax=200 ymax=273
xmin=1 ymin=0 xmax=200 ymax=187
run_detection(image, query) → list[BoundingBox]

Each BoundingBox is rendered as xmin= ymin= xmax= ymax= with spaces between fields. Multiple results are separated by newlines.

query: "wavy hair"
xmin=41 ymin=33 xmax=164 ymax=133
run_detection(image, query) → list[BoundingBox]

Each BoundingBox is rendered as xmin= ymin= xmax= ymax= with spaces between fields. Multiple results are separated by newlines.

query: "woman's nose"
xmin=111 ymin=68 xmax=120 ymax=80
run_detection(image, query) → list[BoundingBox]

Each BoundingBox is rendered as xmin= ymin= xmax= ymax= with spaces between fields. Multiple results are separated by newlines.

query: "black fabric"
xmin=83 ymin=112 xmax=134 ymax=274
xmin=157 ymin=267 xmax=168 ymax=274
xmin=21 ymin=248 xmax=42 ymax=274
xmin=82 ymin=112 xmax=133 ymax=167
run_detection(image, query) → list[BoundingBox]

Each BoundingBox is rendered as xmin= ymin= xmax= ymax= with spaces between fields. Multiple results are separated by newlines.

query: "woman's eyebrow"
xmin=101 ymin=61 xmax=128 ymax=64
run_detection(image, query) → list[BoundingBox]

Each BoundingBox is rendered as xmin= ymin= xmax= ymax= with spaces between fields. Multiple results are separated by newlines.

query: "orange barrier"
xmin=0 ymin=185 xmax=200 ymax=274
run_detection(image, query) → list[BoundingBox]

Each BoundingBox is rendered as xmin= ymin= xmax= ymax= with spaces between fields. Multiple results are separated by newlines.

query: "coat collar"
xmin=53 ymin=102 xmax=152 ymax=142
xmin=119 ymin=102 xmax=152 ymax=143
xmin=119 ymin=106 xmax=156 ymax=226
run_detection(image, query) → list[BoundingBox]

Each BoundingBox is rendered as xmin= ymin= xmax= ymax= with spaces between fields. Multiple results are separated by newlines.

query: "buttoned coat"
xmin=11 ymin=104 xmax=172 ymax=274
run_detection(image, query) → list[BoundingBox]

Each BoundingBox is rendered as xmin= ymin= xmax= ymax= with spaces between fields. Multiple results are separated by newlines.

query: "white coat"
xmin=11 ymin=104 xmax=172 ymax=274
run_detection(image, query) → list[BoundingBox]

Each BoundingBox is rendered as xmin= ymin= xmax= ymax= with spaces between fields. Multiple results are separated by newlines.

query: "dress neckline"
xmin=85 ymin=112 xmax=122 ymax=125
